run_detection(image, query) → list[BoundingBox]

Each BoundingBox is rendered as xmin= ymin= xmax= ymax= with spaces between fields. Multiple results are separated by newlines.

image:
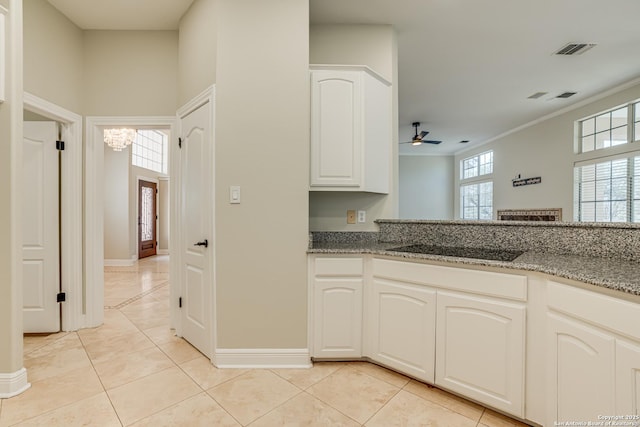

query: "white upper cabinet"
xmin=310 ymin=65 xmax=391 ymax=194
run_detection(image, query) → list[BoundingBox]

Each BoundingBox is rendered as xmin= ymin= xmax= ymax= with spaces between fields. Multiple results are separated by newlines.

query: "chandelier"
xmin=104 ymin=128 xmax=137 ymax=151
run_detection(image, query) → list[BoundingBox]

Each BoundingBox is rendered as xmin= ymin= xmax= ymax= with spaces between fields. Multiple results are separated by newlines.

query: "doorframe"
xmin=174 ymin=85 xmax=216 ymax=352
xmin=23 ymin=92 xmax=83 ymax=332
xmin=85 ymin=116 xmax=177 ymax=328
xmin=136 ymin=176 xmax=159 ymax=260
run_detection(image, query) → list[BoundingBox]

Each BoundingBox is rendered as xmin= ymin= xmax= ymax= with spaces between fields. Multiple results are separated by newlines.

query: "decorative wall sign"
xmin=497 ymin=208 xmax=562 ymax=222
xmin=512 ymin=176 xmax=541 ymax=187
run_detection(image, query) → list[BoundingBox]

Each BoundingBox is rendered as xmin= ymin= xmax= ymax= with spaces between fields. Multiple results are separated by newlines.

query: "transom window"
xmin=132 ymin=130 xmax=168 ymax=174
xmin=460 ymin=150 xmax=493 ymax=220
xmin=579 ymin=102 xmax=640 ymax=153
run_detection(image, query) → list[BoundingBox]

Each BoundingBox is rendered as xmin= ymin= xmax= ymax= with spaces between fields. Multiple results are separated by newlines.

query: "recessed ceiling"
xmin=46 ymin=0 xmax=195 ymax=30
xmin=44 ymin=0 xmax=640 ymax=155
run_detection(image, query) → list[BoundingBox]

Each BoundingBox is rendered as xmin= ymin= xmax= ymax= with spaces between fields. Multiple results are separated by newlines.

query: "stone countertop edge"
xmin=308 ymin=243 xmax=640 ymax=297
xmin=374 ymin=219 xmax=640 ymax=229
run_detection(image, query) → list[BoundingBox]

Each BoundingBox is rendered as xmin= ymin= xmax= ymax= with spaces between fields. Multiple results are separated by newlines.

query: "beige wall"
xmin=103 ymin=145 xmax=131 ymax=260
xmin=83 ymin=31 xmax=178 ymax=116
xmin=399 ymin=155 xmax=454 ymax=219
xmin=0 ymin=0 xmax=24 ymax=373
xmin=214 ymin=0 xmax=309 ymax=348
xmin=178 ymin=0 xmax=217 ymax=106
xmin=309 ymin=24 xmax=399 ymax=231
xmin=454 ymin=81 xmax=640 ymax=221
xmin=23 ymin=0 xmax=83 ymax=114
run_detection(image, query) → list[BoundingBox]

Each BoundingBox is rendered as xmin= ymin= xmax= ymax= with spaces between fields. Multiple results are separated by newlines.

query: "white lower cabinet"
xmin=547 ymin=313 xmax=615 ymax=423
xmin=311 ymin=257 xmax=363 ymax=358
xmin=435 ymin=291 xmax=526 ymax=417
xmin=616 ymin=339 xmax=640 ymax=415
xmin=368 ymin=278 xmax=436 ymax=382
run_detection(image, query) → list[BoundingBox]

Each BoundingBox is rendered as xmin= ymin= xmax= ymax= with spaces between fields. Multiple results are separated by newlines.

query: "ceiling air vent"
xmin=556 ymin=91 xmax=577 ymax=99
xmin=555 ymin=43 xmax=596 ymax=55
xmin=527 ymin=92 xmax=548 ymax=99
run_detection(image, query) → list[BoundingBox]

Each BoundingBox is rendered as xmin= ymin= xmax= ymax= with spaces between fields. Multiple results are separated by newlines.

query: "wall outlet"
xmin=357 ymin=210 xmax=366 ymax=223
xmin=347 ymin=210 xmax=356 ymax=224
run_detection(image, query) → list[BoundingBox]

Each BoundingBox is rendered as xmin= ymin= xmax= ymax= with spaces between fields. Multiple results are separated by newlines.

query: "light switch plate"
xmin=230 ymin=186 xmax=241 ymax=204
xmin=358 ymin=210 xmax=366 ymax=223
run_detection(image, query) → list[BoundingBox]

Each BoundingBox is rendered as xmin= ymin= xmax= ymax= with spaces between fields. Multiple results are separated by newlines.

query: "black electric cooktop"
xmin=388 ymin=244 xmax=524 ymax=262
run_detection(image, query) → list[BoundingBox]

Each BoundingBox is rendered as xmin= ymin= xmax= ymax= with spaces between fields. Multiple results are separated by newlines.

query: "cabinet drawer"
xmin=372 ymin=258 xmax=527 ymax=301
xmin=548 ymin=281 xmax=640 ymax=341
xmin=314 ymin=257 xmax=363 ymax=277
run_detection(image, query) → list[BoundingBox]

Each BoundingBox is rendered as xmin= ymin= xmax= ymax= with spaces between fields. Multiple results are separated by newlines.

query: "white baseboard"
xmin=0 ymin=368 xmax=31 ymax=398
xmin=157 ymin=249 xmax=169 ymax=255
xmin=213 ymin=348 xmax=311 ymax=369
xmin=104 ymin=258 xmax=135 ymax=267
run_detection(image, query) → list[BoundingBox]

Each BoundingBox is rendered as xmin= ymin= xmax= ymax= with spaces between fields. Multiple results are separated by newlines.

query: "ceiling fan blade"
xmin=419 ymin=131 xmax=429 ymax=138
xmin=422 ymin=140 xmax=442 ymax=144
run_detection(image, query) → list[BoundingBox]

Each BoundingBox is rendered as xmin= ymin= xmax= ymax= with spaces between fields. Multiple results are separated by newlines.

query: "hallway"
xmin=0 ymin=256 xmax=528 ymax=426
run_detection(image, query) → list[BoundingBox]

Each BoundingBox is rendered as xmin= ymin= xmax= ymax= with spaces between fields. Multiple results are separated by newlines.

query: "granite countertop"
xmin=308 ymin=241 xmax=640 ymax=297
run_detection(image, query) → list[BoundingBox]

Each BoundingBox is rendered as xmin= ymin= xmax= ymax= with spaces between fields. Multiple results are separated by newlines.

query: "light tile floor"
xmin=0 ymin=255 xmax=532 ymax=426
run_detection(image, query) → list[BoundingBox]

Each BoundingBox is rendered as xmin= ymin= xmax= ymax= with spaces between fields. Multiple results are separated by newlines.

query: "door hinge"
xmin=178 ymin=137 xmax=182 ymax=149
xmin=56 ymin=140 xmax=65 ymax=151
xmin=57 ymin=292 xmax=66 ymax=303
xmin=179 ymin=297 xmax=182 ymax=308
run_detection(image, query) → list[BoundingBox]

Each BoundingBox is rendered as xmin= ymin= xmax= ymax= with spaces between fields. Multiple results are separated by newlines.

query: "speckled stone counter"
xmin=309 ymin=221 xmax=640 ymax=297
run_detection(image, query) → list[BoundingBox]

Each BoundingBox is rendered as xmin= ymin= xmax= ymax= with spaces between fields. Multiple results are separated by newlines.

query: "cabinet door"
xmin=310 ymin=70 xmax=362 ymax=188
xmin=436 ymin=291 xmax=525 ymax=417
xmin=369 ymin=278 xmax=436 ymax=382
xmin=313 ymin=278 xmax=363 ymax=358
xmin=547 ymin=313 xmax=615 ymax=424
xmin=616 ymin=339 xmax=640 ymax=415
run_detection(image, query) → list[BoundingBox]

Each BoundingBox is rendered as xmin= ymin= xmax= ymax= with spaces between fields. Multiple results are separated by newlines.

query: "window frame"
xmin=131 ymin=129 xmax=168 ymax=175
xmin=459 ymin=150 xmax=494 ymax=220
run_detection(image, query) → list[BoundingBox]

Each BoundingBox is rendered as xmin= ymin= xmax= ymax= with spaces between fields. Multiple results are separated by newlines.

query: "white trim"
xmin=157 ymin=249 xmax=169 ymax=255
xmin=23 ymin=93 xmax=83 ymax=332
xmin=85 ymin=116 xmax=177 ymax=329
xmin=213 ymin=349 xmax=312 ymax=369
xmin=0 ymin=368 xmax=30 ymax=398
xmin=104 ymin=258 xmax=136 ymax=267
xmin=455 ymin=75 xmax=640 ymax=156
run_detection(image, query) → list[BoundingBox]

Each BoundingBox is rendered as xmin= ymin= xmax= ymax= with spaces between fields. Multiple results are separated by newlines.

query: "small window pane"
xmin=595 ymin=131 xmax=610 ymax=150
xmin=582 ymin=118 xmax=595 ymax=136
xmin=611 ymin=125 xmax=627 ymax=146
xmin=635 ymin=122 xmax=640 ymax=142
xmin=582 ymin=135 xmax=595 ymax=152
xmin=595 ymin=112 xmax=611 ymax=133
xmin=611 ymin=201 xmax=627 ymax=222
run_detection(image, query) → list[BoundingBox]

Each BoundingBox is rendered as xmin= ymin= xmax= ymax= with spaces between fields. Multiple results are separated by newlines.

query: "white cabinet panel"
xmin=310 ymin=65 xmax=391 ymax=193
xmin=616 ymin=339 xmax=640 ymax=415
xmin=313 ymin=279 xmax=363 ymax=358
xmin=547 ymin=313 xmax=615 ymax=424
xmin=436 ymin=291 xmax=525 ymax=417
xmin=369 ymin=278 xmax=436 ymax=382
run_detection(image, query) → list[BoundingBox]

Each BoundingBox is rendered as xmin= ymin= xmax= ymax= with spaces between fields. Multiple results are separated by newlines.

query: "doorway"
xmin=138 ymin=179 xmax=158 ymax=259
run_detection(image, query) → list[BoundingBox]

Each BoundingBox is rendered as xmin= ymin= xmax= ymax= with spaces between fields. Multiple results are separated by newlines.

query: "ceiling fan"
xmin=401 ymin=122 xmax=442 ymax=145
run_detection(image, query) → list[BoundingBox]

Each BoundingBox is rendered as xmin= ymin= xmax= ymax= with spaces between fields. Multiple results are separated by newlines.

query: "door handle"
xmin=194 ymin=239 xmax=208 ymax=248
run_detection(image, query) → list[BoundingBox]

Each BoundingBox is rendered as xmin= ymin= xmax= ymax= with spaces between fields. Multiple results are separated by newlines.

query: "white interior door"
xmin=23 ymin=121 xmax=60 ymax=333
xmin=179 ymin=101 xmax=213 ymax=358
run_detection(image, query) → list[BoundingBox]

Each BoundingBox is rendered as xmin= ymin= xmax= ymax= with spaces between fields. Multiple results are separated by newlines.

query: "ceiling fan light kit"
xmin=401 ymin=121 xmax=442 ymax=146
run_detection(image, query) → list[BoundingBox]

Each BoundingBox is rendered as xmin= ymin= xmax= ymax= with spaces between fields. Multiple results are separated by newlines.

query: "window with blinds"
xmin=574 ymin=100 xmax=640 ymax=223
xmin=574 ymin=155 xmax=640 ymax=222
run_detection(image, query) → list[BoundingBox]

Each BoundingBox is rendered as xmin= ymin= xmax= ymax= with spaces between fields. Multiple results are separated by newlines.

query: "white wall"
xmin=158 ymin=178 xmax=170 ymax=252
xmin=213 ymin=0 xmax=309 ymax=349
xmin=178 ymin=0 xmax=217 ymax=106
xmin=399 ymin=155 xmax=454 ymax=219
xmin=454 ymin=80 xmax=640 ymax=221
xmin=23 ymin=0 xmax=83 ymax=113
xmin=103 ymin=145 xmax=130 ymax=261
xmin=83 ymin=31 xmax=178 ymax=116
xmin=309 ymin=24 xmax=399 ymax=231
